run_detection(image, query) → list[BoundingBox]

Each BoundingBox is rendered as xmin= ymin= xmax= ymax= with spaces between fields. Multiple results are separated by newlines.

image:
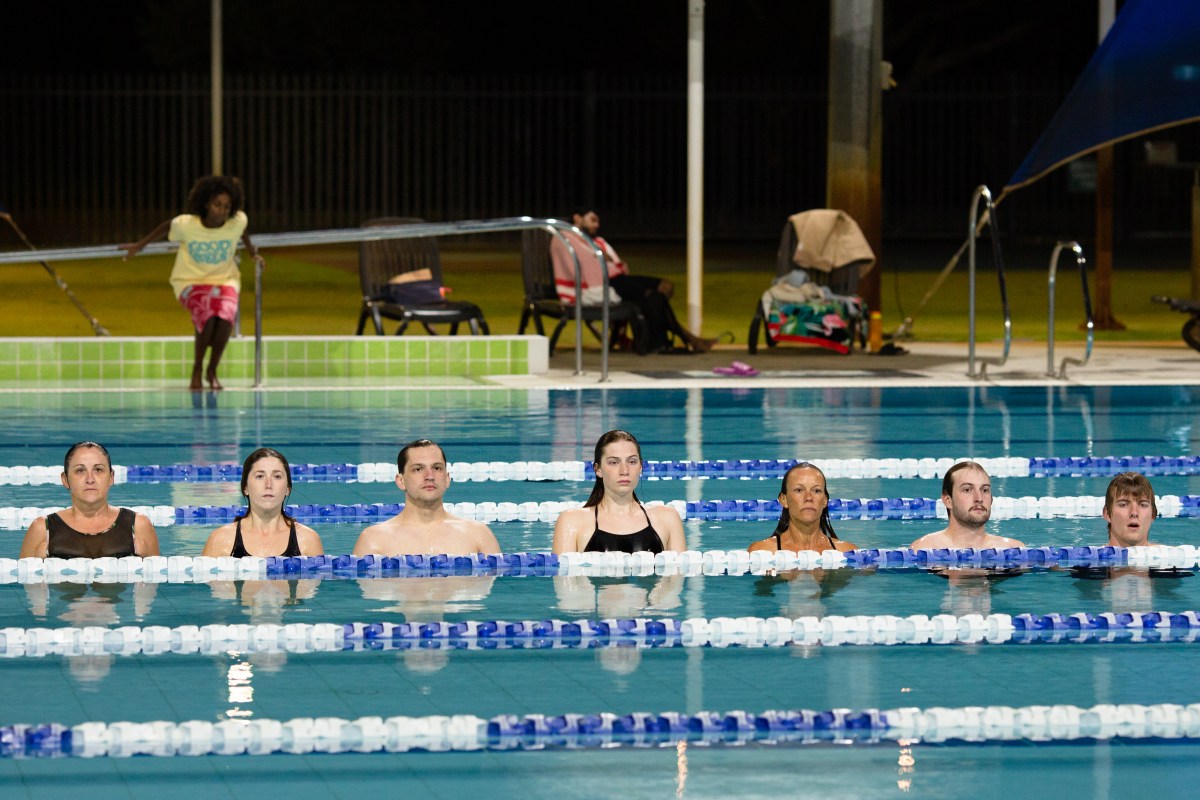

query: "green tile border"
xmin=0 ymin=335 xmax=547 ymax=386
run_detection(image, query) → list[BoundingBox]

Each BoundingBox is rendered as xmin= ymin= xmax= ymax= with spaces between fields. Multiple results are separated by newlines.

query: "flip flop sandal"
xmin=712 ymin=365 xmax=739 ymax=376
xmin=729 ymin=361 xmax=760 ymax=376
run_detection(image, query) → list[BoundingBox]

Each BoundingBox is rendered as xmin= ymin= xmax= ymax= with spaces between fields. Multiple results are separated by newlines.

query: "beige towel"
xmin=788 ymin=209 xmax=875 ymax=277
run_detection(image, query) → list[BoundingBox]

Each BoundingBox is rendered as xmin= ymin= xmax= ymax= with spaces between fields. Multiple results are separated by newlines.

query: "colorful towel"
xmin=760 ymin=279 xmax=863 ymax=355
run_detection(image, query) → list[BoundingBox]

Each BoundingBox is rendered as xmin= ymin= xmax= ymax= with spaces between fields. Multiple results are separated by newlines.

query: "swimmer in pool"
xmin=19 ymin=441 xmax=160 ymax=559
xmin=552 ymin=429 xmax=687 ymax=554
xmin=748 ymin=462 xmax=857 ymax=553
xmin=352 ymin=438 xmax=501 ymax=556
xmin=1103 ymin=472 xmax=1159 ymax=548
xmin=201 ymin=447 xmax=324 ymax=557
xmin=910 ymin=461 xmax=1024 ymax=551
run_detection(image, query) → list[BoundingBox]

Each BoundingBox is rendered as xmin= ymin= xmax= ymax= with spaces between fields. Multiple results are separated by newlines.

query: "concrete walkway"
xmin=489 ymin=340 xmax=1200 ymax=390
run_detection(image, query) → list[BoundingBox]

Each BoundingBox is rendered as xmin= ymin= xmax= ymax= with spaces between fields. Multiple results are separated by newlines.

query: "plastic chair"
xmin=748 ymin=213 xmax=869 ymax=354
xmin=355 ymin=217 xmax=489 ymax=336
xmin=519 ymin=229 xmax=645 ymax=355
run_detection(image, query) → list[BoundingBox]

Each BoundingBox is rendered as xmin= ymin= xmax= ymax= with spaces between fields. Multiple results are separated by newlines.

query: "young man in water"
xmin=910 ymin=461 xmax=1025 ymax=550
xmin=1103 ymin=472 xmax=1158 ymax=547
xmin=352 ymin=439 xmax=501 ymax=556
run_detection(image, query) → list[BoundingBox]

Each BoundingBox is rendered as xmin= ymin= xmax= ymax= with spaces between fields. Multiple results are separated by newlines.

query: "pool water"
xmin=2 ymin=385 xmax=1200 ymax=798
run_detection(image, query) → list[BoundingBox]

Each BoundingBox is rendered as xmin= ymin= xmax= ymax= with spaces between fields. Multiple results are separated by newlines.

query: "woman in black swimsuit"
xmin=748 ymin=462 xmax=857 ymax=553
xmin=19 ymin=441 xmax=161 ymax=559
xmin=201 ymin=447 xmax=324 ymax=557
xmin=551 ymin=430 xmax=687 ymax=554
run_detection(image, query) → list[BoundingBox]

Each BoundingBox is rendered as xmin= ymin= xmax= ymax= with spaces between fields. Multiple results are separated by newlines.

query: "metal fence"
xmin=1 ymin=71 xmax=1196 ymax=246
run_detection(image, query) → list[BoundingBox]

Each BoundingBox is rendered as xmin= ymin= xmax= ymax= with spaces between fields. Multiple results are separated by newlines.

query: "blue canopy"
xmin=1004 ymin=0 xmax=1200 ymax=194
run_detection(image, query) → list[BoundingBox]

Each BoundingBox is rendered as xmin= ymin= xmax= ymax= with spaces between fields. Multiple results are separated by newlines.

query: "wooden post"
xmin=826 ymin=0 xmax=883 ymax=315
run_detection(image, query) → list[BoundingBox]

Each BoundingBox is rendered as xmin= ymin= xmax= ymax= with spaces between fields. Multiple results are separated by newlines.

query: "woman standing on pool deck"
xmin=120 ymin=175 xmax=266 ymax=391
xmin=552 ymin=430 xmax=687 ymax=554
xmin=748 ymin=462 xmax=857 ymax=553
xmin=201 ymin=448 xmax=324 ymax=558
xmin=18 ymin=441 xmax=160 ymax=559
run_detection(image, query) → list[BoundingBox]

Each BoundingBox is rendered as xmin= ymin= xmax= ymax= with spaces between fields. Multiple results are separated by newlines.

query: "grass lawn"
xmin=1 ymin=240 xmax=1193 ymax=346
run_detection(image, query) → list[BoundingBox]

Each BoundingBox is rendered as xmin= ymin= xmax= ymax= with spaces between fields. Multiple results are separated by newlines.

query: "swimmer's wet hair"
xmin=941 ymin=460 xmax=988 ymax=497
xmin=237 ymin=447 xmax=296 ymax=525
xmin=397 ymin=439 xmax=447 ymax=473
xmin=1104 ymin=471 xmax=1158 ymax=519
xmin=62 ymin=441 xmax=111 ymax=474
xmin=585 ymin=430 xmax=642 ymax=508
xmin=772 ymin=462 xmax=838 ymax=541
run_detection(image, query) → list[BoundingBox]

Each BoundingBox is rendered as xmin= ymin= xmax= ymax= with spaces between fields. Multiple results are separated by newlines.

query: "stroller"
xmin=1152 ymin=295 xmax=1200 ymax=352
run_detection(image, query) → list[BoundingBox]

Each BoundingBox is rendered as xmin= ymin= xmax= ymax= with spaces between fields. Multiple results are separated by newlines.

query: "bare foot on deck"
xmin=190 ymin=369 xmax=204 ymax=391
xmin=206 ymin=370 xmax=224 ymax=391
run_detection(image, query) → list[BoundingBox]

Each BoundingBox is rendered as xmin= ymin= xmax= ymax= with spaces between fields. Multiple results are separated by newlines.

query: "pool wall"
xmin=0 ymin=336 xmax=547 ymax=384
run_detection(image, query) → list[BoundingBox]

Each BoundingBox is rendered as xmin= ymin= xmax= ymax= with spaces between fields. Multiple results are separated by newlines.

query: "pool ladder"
xmin=966 ymin=189 xmax=1092 ymax=380
xmin=1046 ymin=241 xmax=1093 ymax=378
xmin=967 ymin=185 xmax=1011 ymax=379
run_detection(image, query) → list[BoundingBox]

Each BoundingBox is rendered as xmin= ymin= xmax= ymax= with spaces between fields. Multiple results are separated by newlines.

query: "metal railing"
xmin=0 ymin=216 xmax=614 ymax=385
xmin=1046 ymin=241 xmax=1094 ymax=379
xmin=966 ymin=185 xmax=1012 ymax=379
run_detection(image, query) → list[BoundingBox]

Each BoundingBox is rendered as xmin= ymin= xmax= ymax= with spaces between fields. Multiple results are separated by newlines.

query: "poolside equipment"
xmin=1152 ymin=295 xmax=1200 ymax=353
xmin=355 ymin=217 xmax=489 ymax=336
xmin=0 ymin=206 xmax=109 ymax=336
xmin=747 ymin=210 xmax=871 ymax=355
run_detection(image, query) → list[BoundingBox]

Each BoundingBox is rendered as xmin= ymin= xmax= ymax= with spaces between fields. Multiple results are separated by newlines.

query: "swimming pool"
xmin=2 ymin=384 xmax=1200 ymax=798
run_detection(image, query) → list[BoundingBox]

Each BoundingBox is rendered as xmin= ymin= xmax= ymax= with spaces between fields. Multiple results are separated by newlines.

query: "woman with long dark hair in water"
xmin=201 ymin=447 xmax=323 ymax=557
xmin=552 ymin=430 xmax=687 ymax=553
xmin=748 ymin=462 xmax=857 ymax=553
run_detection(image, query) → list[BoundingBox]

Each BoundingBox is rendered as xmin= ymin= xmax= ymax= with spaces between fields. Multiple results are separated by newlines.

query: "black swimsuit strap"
xmin=593 ymin=503 xmax=653 ymax=533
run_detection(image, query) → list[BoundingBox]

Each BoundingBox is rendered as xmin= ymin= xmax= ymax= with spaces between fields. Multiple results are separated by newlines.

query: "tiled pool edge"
xmin=0 ymin=335 xmax=547 ymax=384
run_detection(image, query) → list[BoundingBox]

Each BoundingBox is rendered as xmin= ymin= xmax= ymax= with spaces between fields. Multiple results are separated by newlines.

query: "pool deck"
xmin=492 ymin=339 xmax=1200 ymax=390
xmin=0 ymin=337 xmax=1194 ymax=393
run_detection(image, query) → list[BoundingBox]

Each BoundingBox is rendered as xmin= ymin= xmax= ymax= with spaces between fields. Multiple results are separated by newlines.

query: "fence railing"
xmin=3 ymin=71 xmax=1198 ymax=247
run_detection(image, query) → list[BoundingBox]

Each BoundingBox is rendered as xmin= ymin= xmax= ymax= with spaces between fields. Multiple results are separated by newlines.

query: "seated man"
xmin=550 ymin=207 xmax=715 ymax=354
xmin=910 ymin=461 xmax=1024 ymax=551
xmin=1103 ymin=472 xmax=1158 ymax=547
xmin=352 ymin=439 xmax=501 ymax=556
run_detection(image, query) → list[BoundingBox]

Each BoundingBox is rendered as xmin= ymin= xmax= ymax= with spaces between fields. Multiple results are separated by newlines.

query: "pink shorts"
xmin=180 ymin=285 xmax=238 ymax=332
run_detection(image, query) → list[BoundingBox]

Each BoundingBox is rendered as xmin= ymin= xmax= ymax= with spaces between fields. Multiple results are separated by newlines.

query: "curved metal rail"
xmin=1046 ymin=241 xmax=1093 ymax=379
xmin=967 ymin=185 xmax=1012 ymax=379
xmin=0 ymin=216 xmax=614 ymax=385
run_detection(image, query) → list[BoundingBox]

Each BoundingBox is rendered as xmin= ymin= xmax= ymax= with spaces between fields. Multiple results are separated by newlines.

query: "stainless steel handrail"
xmin=0 ymin=216 xmax=612 ymax=384
xmin=967 ymin=185 xmax=1011 ymax=379
xmin=1046 ymin=240 xmax=1093 ymax=379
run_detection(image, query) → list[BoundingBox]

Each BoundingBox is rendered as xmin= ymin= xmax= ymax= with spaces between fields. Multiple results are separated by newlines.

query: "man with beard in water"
xmin=910 ymin=461 xmax=1024 ymax=550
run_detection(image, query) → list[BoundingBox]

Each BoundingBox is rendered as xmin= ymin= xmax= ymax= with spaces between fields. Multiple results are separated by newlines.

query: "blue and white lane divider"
xmin=4 ymin=454 xmax=1200 ymax=486
xmin=4 ymin=609 xmax=1200 ymax=659
xmin=1 ymin=545 xmax=1197 ymax=584
xmin=1 ymin=493 xmax=1196 ymax=530
xmin=7 ymin=702 xmax=1200 ymax=758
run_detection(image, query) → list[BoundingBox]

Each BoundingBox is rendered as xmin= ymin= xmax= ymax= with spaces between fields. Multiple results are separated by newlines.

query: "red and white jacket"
xmin=549 ymin=231 xmax=628 ymax=305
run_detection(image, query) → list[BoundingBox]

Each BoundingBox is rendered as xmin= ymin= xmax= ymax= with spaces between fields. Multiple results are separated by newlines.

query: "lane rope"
xmin=0 ymin=493 xmax=1195 ymax=529
xmin=6 ymin=701 xmax=1200 ymax=758
xmin=1 ymin=545 xmax=1196 ymax=584
xmin=2 ymin=454 xmax=1198 ymax=486
xmin=3 ymin=609 xmax=1200 ymax=659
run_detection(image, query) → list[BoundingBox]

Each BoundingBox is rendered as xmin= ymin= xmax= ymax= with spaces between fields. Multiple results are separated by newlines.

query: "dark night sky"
xmin=6 ymin=1 xmax=1101 ymax=86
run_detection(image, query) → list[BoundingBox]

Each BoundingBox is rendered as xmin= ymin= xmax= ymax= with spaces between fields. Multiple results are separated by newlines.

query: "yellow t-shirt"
xmin=167 ymin=211 xmax=248 ymax=298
